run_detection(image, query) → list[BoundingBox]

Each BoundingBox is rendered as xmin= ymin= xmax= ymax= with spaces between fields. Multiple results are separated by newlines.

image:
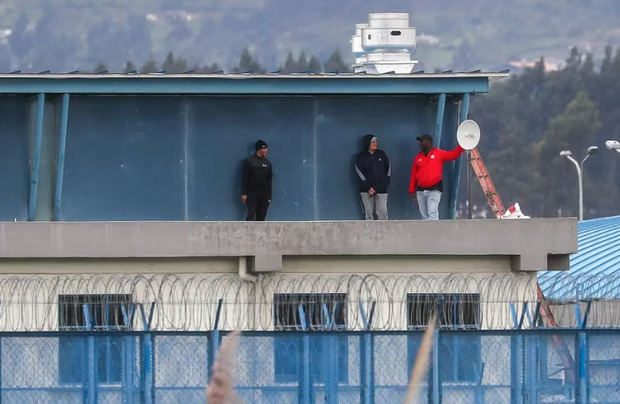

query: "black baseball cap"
xmin=255 ymin=140 xmax=268 ymax=150
xmin=416 ymin=134 xmax=433 ymax=142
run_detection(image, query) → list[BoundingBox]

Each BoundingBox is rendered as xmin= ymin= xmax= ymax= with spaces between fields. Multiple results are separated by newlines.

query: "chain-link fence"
xmin=0 ymin=329 xmax=618 ymax=403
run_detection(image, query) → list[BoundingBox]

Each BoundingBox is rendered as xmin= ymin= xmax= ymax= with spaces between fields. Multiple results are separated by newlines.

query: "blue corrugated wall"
xmin=1 ymin=94 xmax=461 ymax=221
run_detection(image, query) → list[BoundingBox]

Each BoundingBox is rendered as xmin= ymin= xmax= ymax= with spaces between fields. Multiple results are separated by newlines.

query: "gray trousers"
xmin=360 ymin=193 xmax=388 ymax=220
xmin=416 ymin=190 xmax=442 ymax=220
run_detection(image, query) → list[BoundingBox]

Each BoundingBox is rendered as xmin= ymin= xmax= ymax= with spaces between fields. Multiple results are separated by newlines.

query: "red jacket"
xmin=408 ymin=146 xmax=464 ymax=192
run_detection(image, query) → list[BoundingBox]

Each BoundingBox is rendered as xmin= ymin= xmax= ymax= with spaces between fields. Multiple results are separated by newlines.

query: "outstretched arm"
xmin=441 ymin=145 xmax=464 ymax=161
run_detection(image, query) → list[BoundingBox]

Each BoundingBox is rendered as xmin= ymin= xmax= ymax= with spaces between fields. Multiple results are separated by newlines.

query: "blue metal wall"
xmin=1 ymin=94 xmax=463 ymax=221
xmin=0 ymin=96 xmax=29 ymax=221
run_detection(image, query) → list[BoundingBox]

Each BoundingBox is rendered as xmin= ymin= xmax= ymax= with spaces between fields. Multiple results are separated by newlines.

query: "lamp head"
xmin=586 ymin=146 xmax=599 ymax=155
xmin=559 ymin=150 xmax=572 ymax=157
xmin=606 ymin=140 xmax=620 ymax=152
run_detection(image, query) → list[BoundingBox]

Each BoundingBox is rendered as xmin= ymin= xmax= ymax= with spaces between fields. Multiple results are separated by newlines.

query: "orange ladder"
xmin=469 ymin=148 xmax=506 ymax=218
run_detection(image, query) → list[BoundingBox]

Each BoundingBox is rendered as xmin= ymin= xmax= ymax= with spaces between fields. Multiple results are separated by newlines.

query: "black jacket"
xmin=355 ymin=135 xmax=391 ymax=193
xmin=242 ymin=155 xmax=273 ymax=198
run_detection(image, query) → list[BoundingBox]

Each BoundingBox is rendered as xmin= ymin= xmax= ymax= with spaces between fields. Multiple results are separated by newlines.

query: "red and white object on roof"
xmin=500 ymin=203 xmax=531 ymax=219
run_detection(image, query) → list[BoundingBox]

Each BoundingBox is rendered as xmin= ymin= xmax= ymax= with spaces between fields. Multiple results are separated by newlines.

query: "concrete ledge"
xmin=0 ymin=219 xmax=577 ymax=272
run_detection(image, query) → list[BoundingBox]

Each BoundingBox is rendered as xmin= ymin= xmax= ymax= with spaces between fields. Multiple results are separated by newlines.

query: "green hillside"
xmin=0 ymin=0 xmax=618 ymax=72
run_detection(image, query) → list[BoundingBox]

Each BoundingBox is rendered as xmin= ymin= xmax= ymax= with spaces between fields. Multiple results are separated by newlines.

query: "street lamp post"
xmin=559 ymin=146 xmax=598 ymax=221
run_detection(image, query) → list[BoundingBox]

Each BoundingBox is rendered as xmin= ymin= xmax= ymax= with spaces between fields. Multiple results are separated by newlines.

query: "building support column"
xmin=434 ymin=93 xmax=446 ymax=147
xmin=449 ymin=92 xmax=470 ymax=219
xmin=53 ymin=93 xmax=70 ymax=220
xmin=28 ymin=93 xmax=46 ymax=220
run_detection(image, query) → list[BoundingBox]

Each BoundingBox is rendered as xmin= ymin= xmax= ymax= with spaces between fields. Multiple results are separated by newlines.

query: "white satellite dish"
xmin=457 ymin=120 xmax=481 ymax=150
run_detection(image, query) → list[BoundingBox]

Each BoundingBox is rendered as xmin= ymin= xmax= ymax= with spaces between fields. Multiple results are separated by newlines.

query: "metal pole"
xmin=578 ymin=164 xmax=584 ymax=221
xmin=143 ymin=333 xmax=154 ymax=404
xmin=123 ymin=335 xmax=135 ymax=404
xmin=54 ymin=93 xmax=70 ymax=220
xmin=434 ymin=93 xmax=447 ymax=147
xmin=432 ymin=329 xmax=440 ymax=404
xmin=360 ymin=333 xmax=374 ymax=404
xmin=300 ymin=334 xmax=311 ymax=404
xmin=28 ymin=93 xmax=46 ymax=220
xmin=87 ymin=335 xmax=97 ymax=404
xmin=577 ymin=331 xmax=588 ymax=404
xmin=467 ymin=151 xmax=473 ymax=219
xmin=564 ymin=155 xmax=582 ymax=221
xmin=208 ymin=300 xmax=223 ymax=380
xmin=326 ymin=334 xmax=338 ymax=404
xmin=510 ymin=334 xmax=523 ymax=404
xmin=298 ymin=304 xmax=311 ymax=404
xmin=449 ymin=92 xmax=470 ymax=219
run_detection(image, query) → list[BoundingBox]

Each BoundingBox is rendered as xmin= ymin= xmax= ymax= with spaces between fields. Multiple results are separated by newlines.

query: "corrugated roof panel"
xmin=539 ymin=215 xmax=620 ymax=299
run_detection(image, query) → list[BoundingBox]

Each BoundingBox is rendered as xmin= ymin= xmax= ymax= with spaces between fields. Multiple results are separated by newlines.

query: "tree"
xmin=467 ymin=45 xmax=620 ymax=218
xmin=93 ymin=63 xmax=108 ymax=73
xmin=323 ymin=50 xmax=350 ymax=73
xmin=308 ymin=55 xmax=321 ymax=73
xmin=484 ymin=118 xmax=532 ymax=208
xmin=233 ymin=47 xmax=263 ymax=73
xmin=140 ymin=59 xmax=158 ymax=73
xmin=601 ymin=46 xmax=613 ymax=75
xmin=193 ymin=63 xmax=221 ymax=73
xmin=536 ymin=90 xmax=602 ymax=217
xmin=162 ymin=51 xmax=187 ymax=73
xmin=281 ymin=51 xmax=297 ymax=73
xmin=297 ymin=51 xmax=308 ymax=72
xmin=123 ymin=61 xmax=137 ymax=73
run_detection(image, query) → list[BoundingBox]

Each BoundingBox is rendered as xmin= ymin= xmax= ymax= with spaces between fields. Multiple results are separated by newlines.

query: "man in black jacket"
xmin=354 ymin=134 xmax=391 ymax=220
xmin=241 ymin=140 xmax=273 ymax=221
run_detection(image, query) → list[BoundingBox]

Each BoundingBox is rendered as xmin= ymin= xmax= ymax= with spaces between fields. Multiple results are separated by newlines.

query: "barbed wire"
xmin=0 ymin=273 xmax=617 ymax=331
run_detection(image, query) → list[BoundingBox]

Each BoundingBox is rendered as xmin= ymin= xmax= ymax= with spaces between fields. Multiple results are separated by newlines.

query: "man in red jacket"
xmin=408 ymin=134 xmax=463 ymax=220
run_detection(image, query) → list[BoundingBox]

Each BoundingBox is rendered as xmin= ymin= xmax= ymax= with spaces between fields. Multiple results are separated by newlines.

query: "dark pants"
xmin=246 ymin=194 xmax=270 ymax=221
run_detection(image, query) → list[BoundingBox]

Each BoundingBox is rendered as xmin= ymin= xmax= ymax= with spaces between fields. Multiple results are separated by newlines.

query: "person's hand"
xmin=241 ymin=195 xmax=247 ymax=204
xmin=409 ymin=192 xmax=416 ymax=200
xmin=368 ymin=188 xmax=376 ymax=196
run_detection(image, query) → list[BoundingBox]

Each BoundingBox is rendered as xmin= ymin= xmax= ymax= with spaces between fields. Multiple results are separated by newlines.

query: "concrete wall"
xmin=0 ymin=219 xmax=577 ymax=271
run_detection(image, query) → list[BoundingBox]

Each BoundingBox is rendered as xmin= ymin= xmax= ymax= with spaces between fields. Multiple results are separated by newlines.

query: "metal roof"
xmin=0 ymin=71 xmax=509 ymax=95
xmin=538 ymin=215 xmax=620 ymax=299
xmin=0 ymin=71 xmax=509 ymax=79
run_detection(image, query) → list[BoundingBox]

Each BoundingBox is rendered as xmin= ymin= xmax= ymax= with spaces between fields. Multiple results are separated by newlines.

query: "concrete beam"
xmin=0 ymin=219 xmax=577 ymax=272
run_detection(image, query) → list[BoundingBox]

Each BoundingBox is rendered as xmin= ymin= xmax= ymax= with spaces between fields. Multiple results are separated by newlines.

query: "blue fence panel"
xmin=0 ymin=330 xmax=617 ymax=403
